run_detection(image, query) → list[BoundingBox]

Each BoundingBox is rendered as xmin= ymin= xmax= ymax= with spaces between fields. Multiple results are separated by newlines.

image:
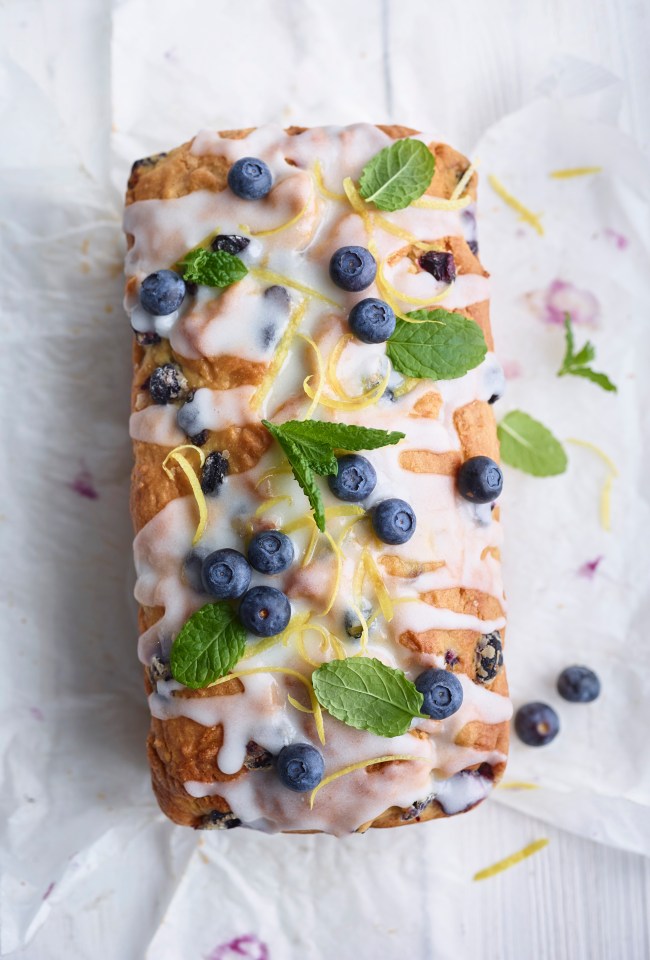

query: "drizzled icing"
xmin=125 ymin=123 xmax=511 ymax=834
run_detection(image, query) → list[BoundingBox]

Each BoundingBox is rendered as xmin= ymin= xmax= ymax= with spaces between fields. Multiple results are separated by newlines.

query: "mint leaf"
xmin=278 ymin=419 xmax=405 ymax=453
xmin=170 ymin=602 xmax=246 ymax=689
xmin=557 ymin=314 xmax=616 ymax=393
xmin=179 ymin=247 xmax=248 ymax=288
xmin=262 ymin=420 xmax=328 ymax=530
xmin=359 ymin=139 xmax=435 ymax=212
xmin=497 ymin=410 xmax=568 ymax=477
xmin=386 ymin=309 xmax=487 ymax=380
xmin=312 ymin=658 xmax=424 ymax=737
xmin=262 ymin=419 xmax=406 ymax=532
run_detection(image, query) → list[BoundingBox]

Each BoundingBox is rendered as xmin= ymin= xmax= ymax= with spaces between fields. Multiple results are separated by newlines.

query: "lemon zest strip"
xmin=255 ymin=462 xmax=292 ymax=490
xmin=451 ymin=162 xmax=478 ymax=200
xmin=285 ymin=504 xmax=365 ymax=535
xmin=254 ymin=495 xmax=293 ymax=517
xmin=342 ymin=178 xmax=378 ymax=258
xmin=298 ymin=332 xmax=325 ymax=419
xmin=550 ymin=166 xmax=602 ymax=179
xmin=211 ymin=666 xmax=325 ymax=744
xmin=411 ymin=194 xmax=472 ymax=210
xmin=378 ymin=258 xmax=452 ymax=309
xmin=362 ymin=549 xmax=394 ymax=622
xmin=313 ymin=160 xmax=346 ymax=201
xmin=392 ymin=377 xmax=421 ymax=398
xmin=497 ymin=781 xmax=541 ymax=791
xmin=473 ymin=839 xmax=549 ymax=881
xmin=162 ymin=445 xmax=207 ymax=545
xmin=303 ymin=365 xmax=390 ymax=411
xmin=321 ymin=531 xmax=343 ymax=616
xmin=247 ymin=188 xmax=313 ymax=237
xmin=372 ymin=214 xmax=418 ymax=243
xmin=287 ymin=694 xmax=313 ymax=714
xmin=310 ymin=754 xmax=426 ymax=809
xmin=241 ymin=612 xmax=310 ymax=661
xmin=488 ymin=175 xmax=544 ymax=236
xmin=326 ymin=333 xmax=356 ymax=399
xmin=251 ymin=267 xmax=341 ymax=308
xmin=566 ymin=438 xmax=618 ymax=531
xmin=250 ymin=300 xmax=308 ymax=411
xmin=302 ymin=524 xmax=320 ymax=567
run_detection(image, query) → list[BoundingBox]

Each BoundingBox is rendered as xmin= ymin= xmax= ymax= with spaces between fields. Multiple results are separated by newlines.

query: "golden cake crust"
xmin=127 ymin=125 xmax=508 ymax=832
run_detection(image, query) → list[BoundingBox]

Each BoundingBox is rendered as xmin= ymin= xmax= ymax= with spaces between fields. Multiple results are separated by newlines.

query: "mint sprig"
xmin=386 ymin=309 xmax=487 ymax=380
xmin=558 ymin=314 xmax=617 ymax=392
xmin=170 ymin=602 xmax=246 ymax=689
xmin=497 ymin=410 xmax=568 ymax=477
xmin=179 ymin=247 xmax=248 ymax=288
xmin=312 ymin=658 xmax=425 ymax=737
xmin=261 ymin=419 xmax=405 ymax=532
xmin=359 ymin=139 xmax=435 ymax=212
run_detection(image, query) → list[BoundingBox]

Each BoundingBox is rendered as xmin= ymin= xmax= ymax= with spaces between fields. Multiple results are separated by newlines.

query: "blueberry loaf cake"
xmin=124 ymin=124 xmax=511 ymax=835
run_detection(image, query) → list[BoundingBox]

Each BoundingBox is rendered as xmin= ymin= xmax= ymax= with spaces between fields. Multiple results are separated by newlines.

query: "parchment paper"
xmin=1 ymin=2 xmax=649 ymax=956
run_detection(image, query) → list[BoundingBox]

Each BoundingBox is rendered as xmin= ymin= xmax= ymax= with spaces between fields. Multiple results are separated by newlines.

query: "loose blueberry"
xmin=239 ymin=586 xmax=291 ymax=637
xmin=329 ymin=245 xmax=377 ymax=292
xmin=228 ymin=157 xmax=273 ymax=200
xmin=415 ymin=668 xmax=464 ymax=720
xmin=328 ymin=454 xmax=377 ymax=502
xmin=247 ymin=530 xmax=294 ymax=574
xmin=457 ymin=456 xmax=503 ymax=504
xmin=348 ymin=298 xmax=396 ymax=344
xmin=201 ymin=549 xmax=251 ymax=600
xmin=418 ymin=250 xmax=457 ymax=284
xmin=211 ymin=234 xmax=251 ymax=255
xmin=557 ymin=665 xmax=601 ymax=703
xmin=276 ymin=743 xmax=325 ymax=792
xmin=148 ymin=363 xmax=188 ymax=405
xmin=140 ymin=270 xmax=186 ymax=316
xmin=475 ymin=631 xmax=503 ymax=684
xmin=201 ymin=451 xmax=229 ymax=495
xmin=515 ymin=702 xmax=560 ymax=746
xmin=371 ymin=498 xmax=416 ymax=545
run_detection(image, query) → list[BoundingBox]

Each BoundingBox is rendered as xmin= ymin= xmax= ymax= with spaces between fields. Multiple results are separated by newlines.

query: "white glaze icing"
xmin=125 ymin=124 xmax=510 ymax=834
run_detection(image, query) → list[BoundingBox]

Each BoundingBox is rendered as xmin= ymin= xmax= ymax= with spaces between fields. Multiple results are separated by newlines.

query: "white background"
xmin=1 ymin=1 xmax=650 ymax=958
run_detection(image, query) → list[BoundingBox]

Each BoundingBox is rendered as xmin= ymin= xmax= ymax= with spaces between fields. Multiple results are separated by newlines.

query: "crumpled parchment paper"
xmin=1 ymin=1 xmax=649 ymax=956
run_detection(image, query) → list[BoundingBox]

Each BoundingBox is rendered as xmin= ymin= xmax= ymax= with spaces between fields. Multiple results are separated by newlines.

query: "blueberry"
xmin=227 ymin=157 xmax=273 ymax=200
xmin=468 ymin=239 xmax=479 ymax=256
xmin=201 ymin=549 xmax=251 ymax=600
xmin=557 ymin=665 xmax=601 ymax=703
xmin=457 ymin=456 xmax=503 ymax=504
xmin=515 ymin=702 xmax=560 ymax=746
xmin=190 ymin=430 xmax=209 ymax=447
xmin=328 ymin=454 xmax=377 ymax=502
xmin=211 ymin=234 xmax=251 ymax=255
xmin=263 ymin=284 xmax=291 ymax=311
xmin=148 ymin=363 xmax=188 ymax=405
xmin=183 ymin=550 xmax=208 ymax=593
xmin=329 ymin=246 xmax=377 ymax=292
xmin=475 ymin=631 xmax=503 ymax=684
xmin=371 ymin=498 xmax=416 ymax=545
xmin=247 ymin=530 xmax=294 ymax=574
xmin=201 ymin=451 xmax=229 ymax=495
xmin=277 ymin=743 xmax=325 ymax=792
xmin=140 ymin=270 xmax=186 ymax=316
xmin=415 ymin=668 xmax=463 ymax=720
xmin=239 ymin=586 xmax=291 ymax=637
xmin=344 ymin=598 xmax=373 ymax=640
xmin=177 ymin=393 xmax=201 ymax=437
xmin=348 ymin=298 xmax=396 ymax=344
xmin=134 ymin=329 xmax=161 ymax=346
xmin=418 ymin=250 xmax=457 ymax=284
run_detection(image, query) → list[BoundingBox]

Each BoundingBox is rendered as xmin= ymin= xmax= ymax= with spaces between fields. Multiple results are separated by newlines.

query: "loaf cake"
xmin=124 ymin=124 xmax=511 ymax=835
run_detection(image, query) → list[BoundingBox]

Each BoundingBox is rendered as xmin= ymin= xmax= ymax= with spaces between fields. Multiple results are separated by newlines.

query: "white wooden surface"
xmin=2 ymin=0 xmax=649 ymax=957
